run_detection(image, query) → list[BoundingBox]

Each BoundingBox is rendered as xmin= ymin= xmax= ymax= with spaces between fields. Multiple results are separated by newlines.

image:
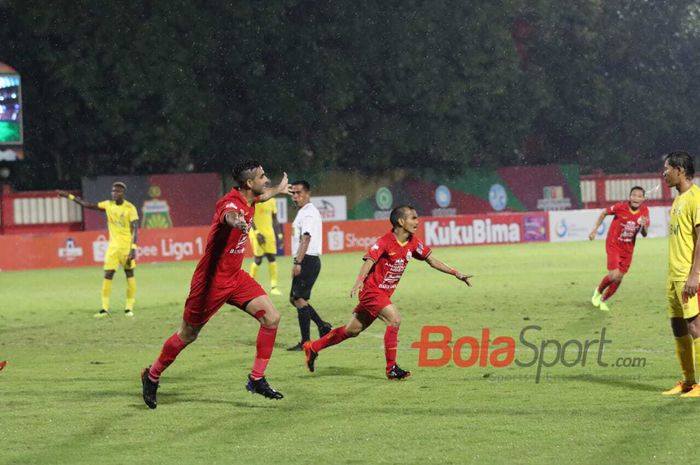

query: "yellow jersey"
xmin=253 ymin=198 xmax=277 ymax=235
xmin=668 ymin=184 xmax=700 ymax=280
xmin=98 ymin=199 xmax=139 ymax=248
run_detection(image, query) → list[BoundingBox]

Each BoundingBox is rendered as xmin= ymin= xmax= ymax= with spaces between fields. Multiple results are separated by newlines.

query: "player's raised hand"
xmin=277 ymin=172 xmax=290 ymax=195
xmin=225 ymin=210 xmax=248 ymax=231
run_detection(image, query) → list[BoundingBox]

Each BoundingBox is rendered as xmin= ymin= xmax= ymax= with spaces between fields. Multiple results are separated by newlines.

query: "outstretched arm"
xmin=588 ymin=209 xmax=609 ymax=240
xmin=57 ymin=190 xmax=102 ymax=210
xmin=256 ymin=172 xmax=289 ymax=203
xmin=425 ymin=255 xmax=473 ymax=286
xmin=350 ymin=259 xmax=375 ymax=297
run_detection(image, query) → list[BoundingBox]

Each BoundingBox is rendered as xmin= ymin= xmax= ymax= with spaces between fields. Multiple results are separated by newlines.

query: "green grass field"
xmin=2 ymin=237 xmax=698 ymax=465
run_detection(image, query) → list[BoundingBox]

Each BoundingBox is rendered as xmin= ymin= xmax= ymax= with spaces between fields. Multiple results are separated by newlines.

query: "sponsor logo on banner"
xmin=537 ymin=186 xmax=572 ymax=210
xmin=374 ymin=187 xmax=393 ymax=219
xmin=489 ymin=184 xmax=508 ymax=212
xmin=424 ymin=218 xmax=521 ymax=246
xmin=548 ymin=209 xmax=603 ymax=242
xmin=523 ymin=216 xmax=547 ymax=242
xmin=58 ymin=237 xmax=83 ymax=261
xmin=328 ymin=226 xmax=345 ymax=251
xmin=432 ymin=185 xmax=456 ymax=217
xmin=312 ymin=196 xmax=347 ymax=221
xmin=92 ymin=235 xmax=109 ymax=262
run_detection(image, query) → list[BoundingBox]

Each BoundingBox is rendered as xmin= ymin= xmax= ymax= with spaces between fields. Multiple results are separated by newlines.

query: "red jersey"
xmin=191 ymin=189 xmax=255 ymax=288
xmin=605 ymin=202 xmax=649 ymax=254
xmin=361 ymin=231 xmax=432 ymax=298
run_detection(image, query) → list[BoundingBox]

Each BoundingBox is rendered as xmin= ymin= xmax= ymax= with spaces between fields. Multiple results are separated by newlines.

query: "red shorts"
xmin=606 ymin=246 xmax=633 ymax=273
xmin=353 ymin=289 xmax=393 ymax=319
xmin=183 ymin=269 xmax=266 ymax=326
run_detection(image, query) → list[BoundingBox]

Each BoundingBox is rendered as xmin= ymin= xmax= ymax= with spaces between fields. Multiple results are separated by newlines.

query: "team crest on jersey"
xmin=224 ymin=202 xmax=238 ymax=210
xmin=371 ymin=243 xmax=379 ymax=250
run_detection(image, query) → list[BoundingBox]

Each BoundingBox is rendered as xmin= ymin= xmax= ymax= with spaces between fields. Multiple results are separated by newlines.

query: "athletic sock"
xmin=250 ymin=262 xmax=259 ymax=279
xmin=149 ymin=333 xmax=188 ymax=382
xmin=251 ymin=326 xmax=277 ymax=379
xmin=597 ymin=276 xmax=613 ymax=293
xmin=310 ymin=326 xmax=348 ymax=352
xmin=125 ymin=276 xmax=136 ymax=310
xmin=693 ymin=337 xmax=700 ymax=382
xmin=296 ymin=306 xmax=311 ymax=342
xmin=269 ymin=261 xmax=278 ymax=288
xmin=306 ymin=304 xmax=325 ymax=327
xmin=384 ymin=326 xmax=399 ymax=370
xmin=101 ymin=278 xmax=113 ymax=310
xmin=675 ymin=334 xmax=695 ymax=384
xmin=602 ymin=281 xmax=621 ymax=301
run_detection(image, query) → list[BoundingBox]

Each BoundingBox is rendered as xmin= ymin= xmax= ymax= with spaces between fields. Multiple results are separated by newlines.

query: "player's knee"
xmin=259 ymin=308 xmax=280 ymax=328
xmin=345 ymin=327 xmax=360 ymax=337
xmin=125 ymin=269 xmax=134 ymax=278
xmin=104 ymin=270 xmax=115 ymax=279
xmin=266 ymin=254 xmax=276 ymax=263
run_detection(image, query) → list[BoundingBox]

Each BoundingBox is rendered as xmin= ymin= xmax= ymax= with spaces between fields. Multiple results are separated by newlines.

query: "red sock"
xmin=602 ymin=281 xmax=621 ymax=301
xmin=598 ymin=276 xmax=613 ymax=293
xmin=251 ymin=326 xmax=277 ymax=379
xmin=310 ymin=326 xmax=348 ymax=352
xmin=384 ymin=326 xmax=399 ymax=371
xmin=149 ymin=333 xmax=188 ymax=382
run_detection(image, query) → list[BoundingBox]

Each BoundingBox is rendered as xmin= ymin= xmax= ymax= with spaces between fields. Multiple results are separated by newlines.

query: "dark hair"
xmin=629 ymin=186 xmax=645 ymax=195
xmin=664 ymin=151 xmax=695 ymax=179
xmin=112 ymin=181 xmax=127 ymax=190
xmin=291 ymin=180 xmax=310 ymax=192
xmin=390 ymin=205 xmax=416 ymax=228
xmin=232 ymin=160 xmax=262 ymax=187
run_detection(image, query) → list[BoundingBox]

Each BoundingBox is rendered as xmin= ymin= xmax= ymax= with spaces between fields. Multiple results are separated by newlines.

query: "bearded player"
xmin=141 ymin=161 xmax=289 ymax=408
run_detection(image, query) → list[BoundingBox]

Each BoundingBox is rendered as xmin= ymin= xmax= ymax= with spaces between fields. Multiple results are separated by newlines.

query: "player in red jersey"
xmin=589 ymin=186 xmax=650 ymax=311
xmin=303 ymin=205 xmax=472 ymax=380
xmin=141 ymin=161 xmax=289 ymax=408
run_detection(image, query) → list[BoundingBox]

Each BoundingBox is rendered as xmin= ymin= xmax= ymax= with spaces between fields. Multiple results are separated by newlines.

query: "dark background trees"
xmin=1 ymin=0 xmax=699 ymax=189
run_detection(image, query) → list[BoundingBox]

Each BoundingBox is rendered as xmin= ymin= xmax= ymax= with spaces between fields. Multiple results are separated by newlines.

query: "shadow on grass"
xmin=566 ymin=373 xmax=658 ymax=392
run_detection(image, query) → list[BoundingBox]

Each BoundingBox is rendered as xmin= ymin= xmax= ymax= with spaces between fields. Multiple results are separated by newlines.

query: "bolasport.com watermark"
xmin=410 ymin=325 xmax=647 ymax=383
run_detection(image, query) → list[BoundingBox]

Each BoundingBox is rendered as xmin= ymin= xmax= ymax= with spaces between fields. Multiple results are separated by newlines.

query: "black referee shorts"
xmin=290 ymin=255 xmax=321 ymax=301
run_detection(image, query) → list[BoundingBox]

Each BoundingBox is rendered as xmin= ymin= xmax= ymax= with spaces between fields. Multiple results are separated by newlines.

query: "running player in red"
xmin=589 ymin=186 xmax=649 ymax=311
xmin=303 ymin=205 xmax=472 ymax=380
xmin=141 ymin=161 xmax=289 ymax=408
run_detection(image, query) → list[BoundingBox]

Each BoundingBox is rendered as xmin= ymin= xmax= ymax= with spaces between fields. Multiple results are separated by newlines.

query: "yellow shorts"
xmin=104 ymin=246 xmax=136 ymax=271
xmin=251 ymin=231 xmax=277 ymax=256
xmin=666 ymin=279 xmax=699 ymax=319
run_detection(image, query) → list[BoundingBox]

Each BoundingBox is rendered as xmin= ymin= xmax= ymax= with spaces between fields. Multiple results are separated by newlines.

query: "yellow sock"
xmin=675 ymin=334 xmax=695 ymax=384
xmin=250 ymin=262 xmax=259 ymax=279
xmin=126 ymin=277 xmax=136 ymax=311
xmin=269 ymin=261 xmax=278 ymax=288
xmin=101 ymin=278 xmax=113 ymax=311
xmin=693 ymin=337 xmax=700 ymax=383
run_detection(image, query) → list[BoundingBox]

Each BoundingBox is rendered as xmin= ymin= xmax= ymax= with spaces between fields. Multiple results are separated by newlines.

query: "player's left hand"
xmin=292 ymin=263 xmax=301 ymax=277
xmin=456 ymin=273 xmax=473 ymax=287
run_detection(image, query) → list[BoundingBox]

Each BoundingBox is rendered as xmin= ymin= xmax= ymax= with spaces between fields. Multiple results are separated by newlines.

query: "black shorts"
xmin=291 ymin=255 xmax=321 ymax=301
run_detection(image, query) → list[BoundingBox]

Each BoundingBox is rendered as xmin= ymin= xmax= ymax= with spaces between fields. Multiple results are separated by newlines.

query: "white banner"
xmin=312 ymin=196 xmax=347 ymax=221
xmin=549 ymin=206 xmax=669 ymax=242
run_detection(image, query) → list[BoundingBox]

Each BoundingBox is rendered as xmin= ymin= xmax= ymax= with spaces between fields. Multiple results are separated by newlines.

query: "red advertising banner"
xmin=0 ymin=226 xmax=252 ymax=271
xmin=2 ymin=212 xmax=547 ymax=271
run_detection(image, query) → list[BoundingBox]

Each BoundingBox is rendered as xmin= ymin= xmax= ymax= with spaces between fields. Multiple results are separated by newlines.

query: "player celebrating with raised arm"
xmin=303 ymin=205 xmax=472 ymax=380
xmin=58 ymin=182 xmax=139 ymax=318
xmin=140 ymin=161 xmax=289 ymax=408
xmin=660 ymin=152 xmax=700 ymax=397
xmin=589 ymin=186 xmax=649 ymax=311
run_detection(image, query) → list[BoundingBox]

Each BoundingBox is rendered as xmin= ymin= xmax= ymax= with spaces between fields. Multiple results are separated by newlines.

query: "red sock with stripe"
xmin=149 ymin=333 xmax=188 ymax=382
xmin=251 ymin=326 xmax=277 ymax=379
xmin=384 ymin=326 xmax=399 ymax=371
xmin=310 ymin=326 xmax=348 ymax=352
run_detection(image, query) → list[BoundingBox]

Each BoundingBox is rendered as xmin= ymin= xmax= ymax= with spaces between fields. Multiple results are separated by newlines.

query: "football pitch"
xmin=2 ymin=238 xmax=697 ymax=465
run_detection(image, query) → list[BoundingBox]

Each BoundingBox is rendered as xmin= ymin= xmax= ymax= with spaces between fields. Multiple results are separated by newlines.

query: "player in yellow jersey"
xmin=58 ymin=182 xmax=139 ymax=318
xmin=249 ymin=197 xmax=282 ymax=295
xmin=660 ymin=152 xmax=700 ymax=397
